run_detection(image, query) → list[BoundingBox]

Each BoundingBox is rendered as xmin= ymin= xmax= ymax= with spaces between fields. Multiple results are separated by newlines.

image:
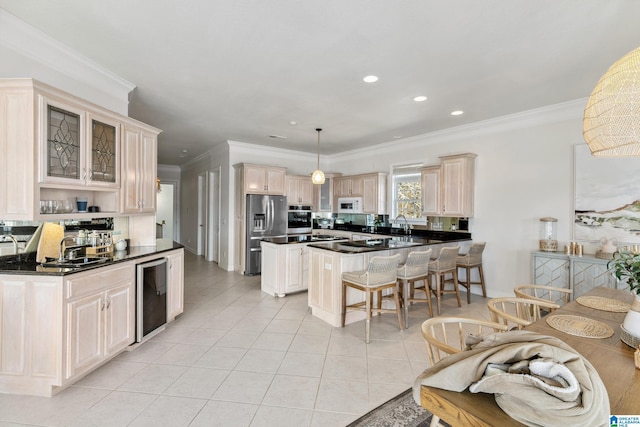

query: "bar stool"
xmin=428 ymin=246 xmax=461 ymax=315
xmin=341 ymin=254 xmax=402 ymax=343
xmin=456 ymin=242 xmax=486 ymax=303
xmin=397 ymin=249 xmax=433 ymax=328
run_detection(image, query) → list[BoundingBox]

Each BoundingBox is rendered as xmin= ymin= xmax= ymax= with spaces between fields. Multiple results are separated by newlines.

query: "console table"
xmin=532 ymin=251 xmax=628 ymax=298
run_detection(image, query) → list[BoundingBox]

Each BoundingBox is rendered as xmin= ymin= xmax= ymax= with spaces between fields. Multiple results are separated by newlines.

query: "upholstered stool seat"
xmin=341 ymin=254 xmax=402 ymax=343
xmin=397 ymin=249 xmax=433 ymax=328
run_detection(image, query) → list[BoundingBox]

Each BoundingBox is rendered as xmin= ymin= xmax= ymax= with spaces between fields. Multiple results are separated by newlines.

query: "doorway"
xmin=197 ymin=170 xmax=221 ymax=263
xmin=156 ymin=182 xmax=177 ymax=241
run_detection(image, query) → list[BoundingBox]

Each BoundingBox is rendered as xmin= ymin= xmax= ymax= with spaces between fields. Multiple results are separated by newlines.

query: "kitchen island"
xmin=308 ymin=236 xmax=471 ymax=327
xmin=260 ymin=234 xmax=346 ymax=297
xmin=0 ymin=239 xmax=184 ymax=396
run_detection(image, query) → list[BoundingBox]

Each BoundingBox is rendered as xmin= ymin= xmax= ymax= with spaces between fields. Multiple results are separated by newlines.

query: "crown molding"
xmin=0 ymin=8 xmax=134 ymax=113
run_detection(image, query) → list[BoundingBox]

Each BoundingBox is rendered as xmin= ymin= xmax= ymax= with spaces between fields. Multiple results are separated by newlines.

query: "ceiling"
xmin=1 ymin=1 xmax=640 ymax=166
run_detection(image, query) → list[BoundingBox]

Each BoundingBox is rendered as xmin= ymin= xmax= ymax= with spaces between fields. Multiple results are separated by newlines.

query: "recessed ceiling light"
xmin=363 ymin=75 xmax=378 ymax=83
xmin=182 ymin=149 xmax=188 ymax=153
xmin=289 ymin=121 xmax=297 ymax=126
xmin=451 ymin=110 xmax=464 ymax=116
xmin=413 ymin=95 xmax=427 ymax=102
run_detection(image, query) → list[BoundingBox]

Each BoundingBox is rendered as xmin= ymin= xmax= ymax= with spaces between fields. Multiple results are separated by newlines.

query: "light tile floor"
xmin=0 ymin=251 xmax=493 ymax=426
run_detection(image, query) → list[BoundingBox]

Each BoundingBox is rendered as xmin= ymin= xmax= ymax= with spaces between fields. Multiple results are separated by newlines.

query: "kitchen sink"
xmin=41 ymin=256 xmax=110 ymax=268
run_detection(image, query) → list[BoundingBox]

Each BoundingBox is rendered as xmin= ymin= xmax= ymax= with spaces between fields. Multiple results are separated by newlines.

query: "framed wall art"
xmin=574 ymin=144 xmax=640 ymax=244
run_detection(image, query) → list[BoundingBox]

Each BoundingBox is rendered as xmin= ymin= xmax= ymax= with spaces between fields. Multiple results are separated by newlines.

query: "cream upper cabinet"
xmin=121 ymin=123 xmax=159 ymax=214
xmin=0 ymin=82 xmax=35 ymax=219
xmin=421 ymin=165 xmax=441 ymax=216
xmin=286 ymin=175 xmax=314 ymax=206
xmin=440 ymin=153 xmax=476 ymax=217
xmin=334 ymin=172 xmax=387 ymax=214
xmin=420 ymin=153 xmax=476 ymax=217
xmin=242 ymin=163 xmax=286 ymax=195
xmin=315 ymin=174 xmax=340 ymax=212
xmin=334 ymin=176 xmax=364 ymax=197
xmin=0 ymin=78 xmax=160 ymax=221
xmin=40 ymin=96 xmax=120 ymax=189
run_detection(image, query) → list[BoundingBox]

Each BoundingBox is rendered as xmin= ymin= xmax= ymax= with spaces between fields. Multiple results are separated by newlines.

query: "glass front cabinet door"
xmin=42 ymin=98 xmax=119 ymax=188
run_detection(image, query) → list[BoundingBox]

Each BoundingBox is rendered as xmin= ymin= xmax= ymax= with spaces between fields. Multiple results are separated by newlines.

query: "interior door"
xmin=197 ymin=172 xmax=208 ymax=257
xmin=208 ymin=169 xmax=220 ymax=263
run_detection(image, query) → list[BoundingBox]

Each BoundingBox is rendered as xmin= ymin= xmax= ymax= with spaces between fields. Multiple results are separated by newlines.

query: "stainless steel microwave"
xmin=337 ymin=197 xmax=363 ymax=213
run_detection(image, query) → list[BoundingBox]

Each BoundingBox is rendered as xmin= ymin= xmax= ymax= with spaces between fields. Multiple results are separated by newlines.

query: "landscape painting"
xmin=574 ymin=144 xmax=640 ymax=244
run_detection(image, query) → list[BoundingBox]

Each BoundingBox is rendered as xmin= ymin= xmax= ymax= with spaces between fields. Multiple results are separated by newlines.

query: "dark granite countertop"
xmin=261 ymin=234 xmax=348 ymax=245
xmin=308 ymin=236 xmax=471 ymax=254
xmin=0 ymin=239 xmax=183 ymax=276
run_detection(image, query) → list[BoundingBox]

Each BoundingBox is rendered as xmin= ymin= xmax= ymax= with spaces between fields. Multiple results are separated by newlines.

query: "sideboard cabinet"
xmin=532 ymin=251 xmax=628 ymax=298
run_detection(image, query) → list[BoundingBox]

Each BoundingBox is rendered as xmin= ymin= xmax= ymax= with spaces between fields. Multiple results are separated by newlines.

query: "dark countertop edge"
xmin=0 ymin=240 xmax=184 ymax=276
xmin=307 ymin=236 xmax=471 ymax=254
xmin=315 ymin=225 xmax=471 ymax=240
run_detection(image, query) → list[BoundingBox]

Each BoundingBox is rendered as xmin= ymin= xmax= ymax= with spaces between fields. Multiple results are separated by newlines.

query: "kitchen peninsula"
xmin=307 ymin=235 xmax=471 ymax=327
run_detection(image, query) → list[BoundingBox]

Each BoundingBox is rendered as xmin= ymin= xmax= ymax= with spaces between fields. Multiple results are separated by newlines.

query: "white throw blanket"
xmin=413 ymin=330 xmax=610 ymax=427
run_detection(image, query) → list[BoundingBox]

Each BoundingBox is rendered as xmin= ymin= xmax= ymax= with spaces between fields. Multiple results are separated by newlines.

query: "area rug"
xmin=346 ymin=388 xmax=450 ymax=427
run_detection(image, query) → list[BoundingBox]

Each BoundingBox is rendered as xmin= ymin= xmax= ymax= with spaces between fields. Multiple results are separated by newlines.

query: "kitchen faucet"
xmin=395 ymin=214 xmax=410 ymax=234
xmin=58 ymin=236 xmax=77 ymax=262
xmin=3 ymin=235 xmax=19 ymax=255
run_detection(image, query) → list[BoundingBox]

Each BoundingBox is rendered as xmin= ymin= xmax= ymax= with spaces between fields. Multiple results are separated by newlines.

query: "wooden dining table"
xmin=419 ymin=287 xmax=640 ymax=427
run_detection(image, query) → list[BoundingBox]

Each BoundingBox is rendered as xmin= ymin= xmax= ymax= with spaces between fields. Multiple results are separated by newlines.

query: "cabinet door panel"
xmin=167 ymin=251 xmax=184 ymax=321
xmin=139 ymin=131 xmax=157 ymax=212
xmin=121 ymin=126 xmax=140 ymax=212
xmin=67 ymin=293 xmax=103 ymax=379
xmin=266 ymin=169 xmax=285 ymax=194
xmin=42 ymin=100 xmax=85 ymax=183
xmin=245 ymin=166 xmax=266 ymax=193
xmin=442 ymin=160 xmax=463 ymax=215
xmin=105 ymin=284 xmax=134 ymax=356
xmin=421 ymin=167 xmax=441 ymax=216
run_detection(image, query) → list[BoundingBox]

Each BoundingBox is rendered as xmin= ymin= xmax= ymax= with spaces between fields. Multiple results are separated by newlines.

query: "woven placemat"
xmin=576 ymin=296 xmax=631 ymax=313
xmin=546 ymin=314 xmax=614 ymax=338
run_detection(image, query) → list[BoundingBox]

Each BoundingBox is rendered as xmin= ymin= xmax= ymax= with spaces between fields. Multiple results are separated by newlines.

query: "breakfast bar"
xmin=307 ymin=236 xmax=471 ymax=327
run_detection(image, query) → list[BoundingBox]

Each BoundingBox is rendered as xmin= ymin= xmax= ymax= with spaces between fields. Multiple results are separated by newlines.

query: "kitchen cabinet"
xmin=440 ymin=153 xmax=476 ymax=217
xmin=0 ymin=83 xmax=35 ymax=219
xmin=120 ymin=123 xmax=158 ymax=214
xmin=334 ymin=176 xmax=363 ymax=197
xmin=40 ymin=98 xmax=120 ymax=189
xmin=167 ymin=250 xmax=184 ymax=321
xmin=241 ymin=163 xmax=286 ymax=195
xmin=286 ymin=175 xmax=314 ymax=206
xmin=315 ymin=173 xmax=340 ymax=212
xmin=333 ymin=172 xmax=387 ymax=214
xmin=420 ymin=165 xmax=441 ymax=216
xmin=532 ymin=251 xmax=626 ymax=298
xmin=0 ymin=78 xmax=160 ymax=222
xmin=0 ymin=247 xmax=184 ymax=396
xmin=261 ymin=241 xmax=309 ymax=297
xmin=420 ymin=154 xmax=476 ymax=218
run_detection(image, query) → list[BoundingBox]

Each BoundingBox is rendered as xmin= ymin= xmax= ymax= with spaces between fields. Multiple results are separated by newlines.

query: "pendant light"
xmin=583 ymin=46 xmax=640 ymax=156
xmin=311 ymin=128 xmax=325 ymax=184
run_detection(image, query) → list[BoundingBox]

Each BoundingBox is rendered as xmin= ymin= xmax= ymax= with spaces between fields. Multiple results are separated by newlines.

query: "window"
xmin=392 ymin=164 xmax=422 ymax=220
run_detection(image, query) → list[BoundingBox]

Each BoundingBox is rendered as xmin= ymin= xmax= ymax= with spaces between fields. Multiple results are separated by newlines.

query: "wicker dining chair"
xmin=514 ymin=284 xmax=572 ymax=308
xmin=421 ymin=316 xmax=508 ymax=427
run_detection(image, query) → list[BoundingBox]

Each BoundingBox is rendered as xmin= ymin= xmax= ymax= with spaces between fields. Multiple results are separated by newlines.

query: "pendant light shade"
xmin=583 ymin=46 xmax=640 ymax=156
xmin=311 ymin=128 xmax=325 ymax=184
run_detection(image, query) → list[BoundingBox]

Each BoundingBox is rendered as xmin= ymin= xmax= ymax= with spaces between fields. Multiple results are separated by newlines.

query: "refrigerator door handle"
xmin=269 ymin=199 xmax=275 ymax=232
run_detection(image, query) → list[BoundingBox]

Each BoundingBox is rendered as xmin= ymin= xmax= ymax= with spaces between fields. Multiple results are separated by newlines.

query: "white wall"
xmin=329 ymin=100 xmax=585 ymax=297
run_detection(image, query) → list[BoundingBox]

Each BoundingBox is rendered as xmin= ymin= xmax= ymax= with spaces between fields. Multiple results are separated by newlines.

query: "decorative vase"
xmin=622 ymin=295 xmax=640 ymax=345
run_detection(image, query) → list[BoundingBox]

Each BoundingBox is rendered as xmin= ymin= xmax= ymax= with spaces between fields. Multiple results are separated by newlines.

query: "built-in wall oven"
xmin=136 ymin=258 xmax=167 ymax=343
xmin=287 ymin=205 xmax=312 ymax=234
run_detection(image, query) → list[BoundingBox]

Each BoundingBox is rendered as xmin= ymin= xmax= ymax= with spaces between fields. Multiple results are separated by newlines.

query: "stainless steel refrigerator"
xmin=245 ymin=194 xmax=287 ymax=275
